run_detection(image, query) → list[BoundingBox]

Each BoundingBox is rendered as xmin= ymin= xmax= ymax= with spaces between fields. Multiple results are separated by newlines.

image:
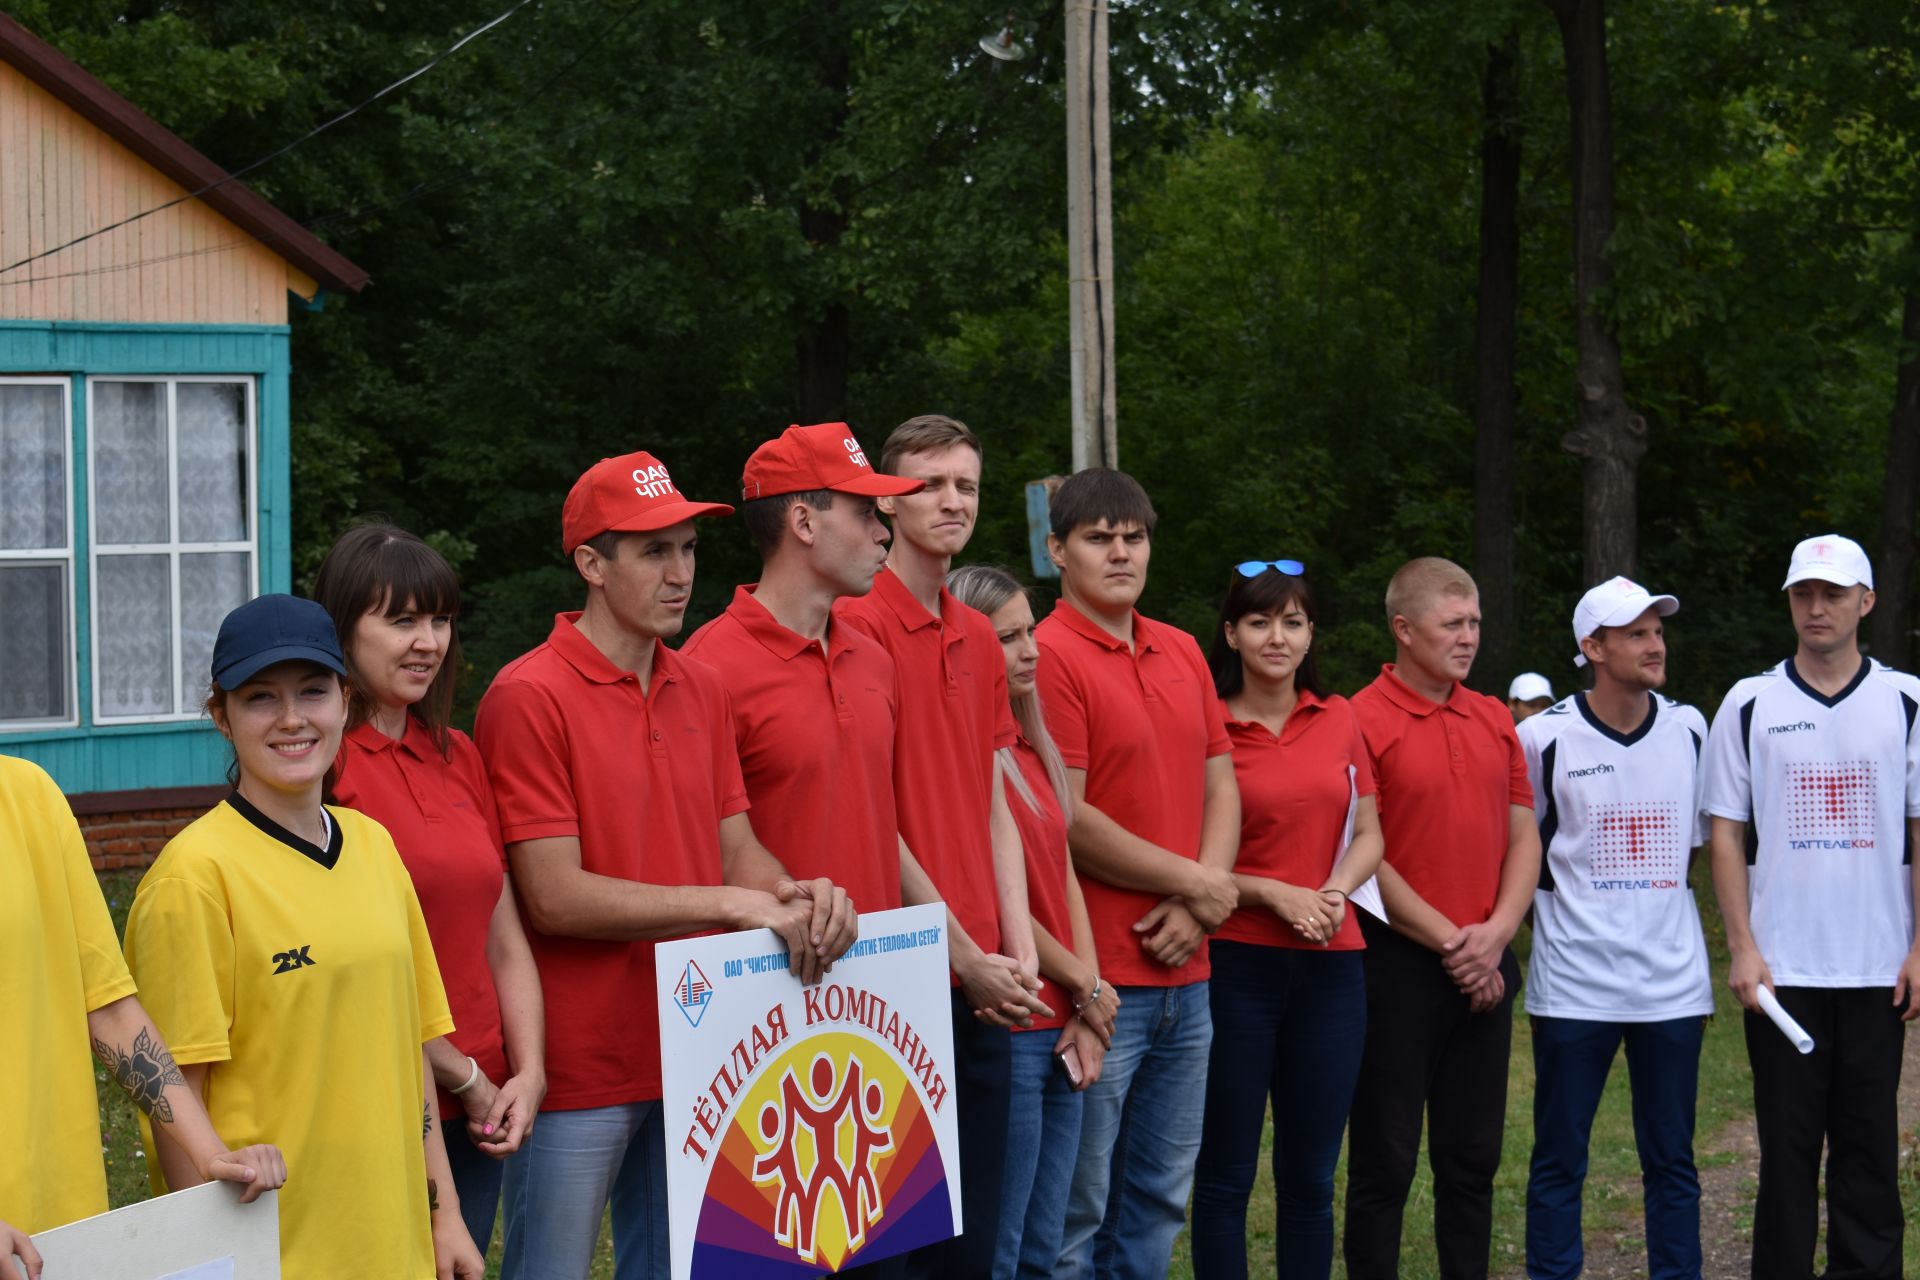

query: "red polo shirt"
xmin=682 ymin=586 xmax=902 ymax=912
xmin=332 ymin=718 xmax=510 ymax=1122
xmin=1008 ymin=735 xmax=1073 ymax=1033
xmin=1219 ymin=692 xmax=1375 ymax=951
xmin=1350 ymin=664 xmax=1532 ymax=929
xmin=1034 ymin=599 xmax=1232 ymax=988
xmin=474 ymin=613 xmax=746 ymax=1109
xmin=837 ymin=566 xmax=1016 ymax=961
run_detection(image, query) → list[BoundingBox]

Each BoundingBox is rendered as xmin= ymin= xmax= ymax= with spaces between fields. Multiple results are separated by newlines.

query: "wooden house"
xmin=0 ymin=15 xmax=368 ymax=867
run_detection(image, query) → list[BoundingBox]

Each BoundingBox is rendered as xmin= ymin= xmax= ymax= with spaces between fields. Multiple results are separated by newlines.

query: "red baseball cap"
xmin=740 ymin=423 xmax=927 ymax=500
xmin=561 ymin=451 xmax=735 ymax=552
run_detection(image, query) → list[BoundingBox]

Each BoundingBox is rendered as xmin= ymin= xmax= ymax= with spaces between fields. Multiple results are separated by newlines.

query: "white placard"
xmin=30 ymin=1183 xmax=277 ymax=1279
xmin=160 ymin=1261 xmax=235 ymax=1280
xmin=656 ymin=904 xmax=961 ymax=1278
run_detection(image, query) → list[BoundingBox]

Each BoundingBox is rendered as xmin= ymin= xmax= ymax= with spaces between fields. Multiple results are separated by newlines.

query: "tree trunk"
xmin=794 ymin=4 xmax=851 ymax=423
xmin=1872 ymin=287 xmax=1920 ymax=667
xmin=1471 ymin=32 xmax=1522 ymax=695
xmin=1548 ymin=0 xmax=1646 ymax=581
xmin=795 ymin=288 xmax=849 ymax=422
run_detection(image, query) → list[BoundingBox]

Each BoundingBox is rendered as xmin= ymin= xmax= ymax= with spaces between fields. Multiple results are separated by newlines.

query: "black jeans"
xmin=1342 ymin=912 xmax=1519 ymax=1280
xmin=904 ymin=988 xmax=1012 ymax=1278
xmin=1191 ymin=941 xmax=1366 ymax=1280
xmin=1746 ymin=985 xmax=1906 ymax=1280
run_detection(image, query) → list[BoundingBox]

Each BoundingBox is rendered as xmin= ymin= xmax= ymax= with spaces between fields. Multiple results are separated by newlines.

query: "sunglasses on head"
xmin=1234 ymin=559 xmax=1305 ymax=578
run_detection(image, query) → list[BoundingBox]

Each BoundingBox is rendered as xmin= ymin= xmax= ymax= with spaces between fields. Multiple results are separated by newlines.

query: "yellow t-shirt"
xmin=0 ymin=754 xmax=137 ymax=1234
xmin=124 ymin=800 xmax=453 ymax=1280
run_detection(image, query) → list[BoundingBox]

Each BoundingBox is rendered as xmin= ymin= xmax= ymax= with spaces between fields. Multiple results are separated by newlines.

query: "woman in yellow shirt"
xmin=0 ymin=751 xmax=286 ymax=1280
xmin=124 ymin=595 xmax=483 ymax=1280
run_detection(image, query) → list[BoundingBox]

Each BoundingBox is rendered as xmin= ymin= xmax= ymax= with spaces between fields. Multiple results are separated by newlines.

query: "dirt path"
xmin=1503 ymin=1030 xmax=1920 ymax=1279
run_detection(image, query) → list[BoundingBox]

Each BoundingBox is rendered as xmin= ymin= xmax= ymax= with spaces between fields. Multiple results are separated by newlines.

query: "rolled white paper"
xmin=1334 ymin=764 xmax=1389 ymax=924
xmin=1756 ymin=985 xmax=1814 ymax=1055
xmin=1347 ymin=877 xmax=1387 ymax=923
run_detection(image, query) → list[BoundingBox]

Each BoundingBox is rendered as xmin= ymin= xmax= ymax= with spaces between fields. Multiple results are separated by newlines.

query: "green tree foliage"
xmin=20 ymin=0 xmax=1919 ymax=715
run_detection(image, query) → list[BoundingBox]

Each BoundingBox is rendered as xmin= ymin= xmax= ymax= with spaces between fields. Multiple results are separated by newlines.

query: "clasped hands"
xmin=1441 ymin=920 xmax=1511 ymax=1013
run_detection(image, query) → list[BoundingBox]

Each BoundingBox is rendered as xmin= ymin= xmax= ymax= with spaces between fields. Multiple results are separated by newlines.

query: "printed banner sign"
xmin=657 ymin=903 xmax=961 ymax=1277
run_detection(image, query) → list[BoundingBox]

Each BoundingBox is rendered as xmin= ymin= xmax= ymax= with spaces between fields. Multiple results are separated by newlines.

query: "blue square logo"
xmin=673 ymin=960 xmax=714 ymax=1027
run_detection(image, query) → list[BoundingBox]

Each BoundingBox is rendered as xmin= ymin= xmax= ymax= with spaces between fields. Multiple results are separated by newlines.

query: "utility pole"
xmin=1065 ymin=0 xmax=1117 ymax=472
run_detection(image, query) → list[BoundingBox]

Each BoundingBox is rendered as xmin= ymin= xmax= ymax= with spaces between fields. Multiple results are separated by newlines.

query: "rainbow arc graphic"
xmin=690 ymin=1033 xmax=953 ymax=1274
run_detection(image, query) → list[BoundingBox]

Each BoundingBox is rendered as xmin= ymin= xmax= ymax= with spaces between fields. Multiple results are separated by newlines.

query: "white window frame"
xmin=0 ymin=376 xmax=79 ymax=731
xmin=87 ymin=375 xmax=259 ymax=725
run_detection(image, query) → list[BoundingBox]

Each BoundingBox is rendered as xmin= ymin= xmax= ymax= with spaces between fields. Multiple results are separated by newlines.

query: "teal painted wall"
xmin=0 ymin=320 xmax=292 ymax=795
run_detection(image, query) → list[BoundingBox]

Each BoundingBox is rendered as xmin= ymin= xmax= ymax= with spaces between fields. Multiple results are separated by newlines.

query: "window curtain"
xmin=0 ymin=564 xmax=67 ymax=720
xmin=90 ymin=380 xmax=254 ymax=718
xmin=95 ymin=553 xmax=172 ymax=717
xmin=181 ymin=551 xmax=249 ymax=699
xmin=0 ymin=383 xmax=65 ymax=549
xmin=92 ymin=382 xmax=169 ymax=545
xmin=0 ymin=383 xmax=69 ymax=720
xmin=176 ymin=383 xmax=248 ymax=542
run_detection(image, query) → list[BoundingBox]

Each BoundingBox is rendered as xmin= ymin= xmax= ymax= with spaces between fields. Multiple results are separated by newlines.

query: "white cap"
xmin=1572 ymin=576 xmax=1679 ymax=667
xmin=1508 ymin=672 xmax=1553 ymax=702
xmin=1781 ymin=534 xmax=1873 ymax=590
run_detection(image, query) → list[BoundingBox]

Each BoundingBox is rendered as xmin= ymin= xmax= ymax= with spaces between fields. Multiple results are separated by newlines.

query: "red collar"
xmin=1220 ymin=686 xmax=1324 ymax=727
xmin=1369 ymin=663 xmax=1467 ymax=718
xmin=344 ymin=714 xmax=436 ymax=760
xmin=1047 ymin=598 xmax=1158 ymax=654
xmin=868 ymin=565 xmax=952 ymax=634
xmin=547 ymin=612 xmax=679 ymax=691
xmin=726 ymin=584 xmax=866 ymax=663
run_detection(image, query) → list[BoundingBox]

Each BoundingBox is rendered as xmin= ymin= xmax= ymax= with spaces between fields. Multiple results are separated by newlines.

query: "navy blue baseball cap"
xmin=211 ymin=594 xmax=348 ymax=689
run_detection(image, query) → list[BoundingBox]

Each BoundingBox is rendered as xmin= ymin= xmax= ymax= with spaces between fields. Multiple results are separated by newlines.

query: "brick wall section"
xmin=69 ymin=786 xmax=228 ymax=874
xmin=77 ymin=808 xmax=205 ymax=872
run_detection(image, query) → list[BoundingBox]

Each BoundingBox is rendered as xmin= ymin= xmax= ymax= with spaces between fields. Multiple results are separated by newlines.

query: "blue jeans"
xmin=995 ymin=1026 xmax=1086 ymax=1278
xmin=1191 ymin=942 xmax=1366 ymax=1279
xmin=1526 ymin=1015 xmax=1704 ymax=1280
xmin=442 ymin=1117 xmax=508 ymax=1258
xmin=500 ymin=1101 xmax=667 ymax=1280
xmin=1060 ymin=981 xmax=1213 ymax=1280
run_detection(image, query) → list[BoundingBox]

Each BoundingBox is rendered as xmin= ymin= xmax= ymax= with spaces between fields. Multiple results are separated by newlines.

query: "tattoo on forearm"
xmin=423 ymin=1105 xmax=431 ymax=1140
xmin=91 ymin=1027 xmax=186 ymax=1124
xmin=428 ymin=1177 xmax=440 ymax=1214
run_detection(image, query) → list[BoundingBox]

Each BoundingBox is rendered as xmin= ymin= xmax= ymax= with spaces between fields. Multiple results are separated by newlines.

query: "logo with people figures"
xmin=689 ymin=1033 xmax=952 ymax=1274
xmin=754 ymin=1052 xmax=894 ymax=1262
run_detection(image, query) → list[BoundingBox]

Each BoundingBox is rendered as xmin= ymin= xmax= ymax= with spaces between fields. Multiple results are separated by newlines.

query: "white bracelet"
xmin=449 ymin=1055 xmax=482 ymax=1096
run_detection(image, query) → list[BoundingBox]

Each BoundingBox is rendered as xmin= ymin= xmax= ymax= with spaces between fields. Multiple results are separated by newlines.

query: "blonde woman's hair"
xmin=945 ymin=564 xmax=1072 ymax=824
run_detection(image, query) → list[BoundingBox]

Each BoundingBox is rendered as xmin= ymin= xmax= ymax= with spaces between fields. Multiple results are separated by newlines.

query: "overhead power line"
xmin=295 ymin=6 xmax=832 ymax=243
xmin=298 ymin=0 xmax=661 ymax=237
xmin=0 ymin=241 xmax=247 ymax=287
xmin=0 ymin=0 xmax=538 ymax=278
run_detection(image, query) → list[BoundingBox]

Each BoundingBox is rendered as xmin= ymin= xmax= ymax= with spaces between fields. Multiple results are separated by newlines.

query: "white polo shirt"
xmin=1519 ymin=692 xmax=1714 ymax=1021
xmin=1703 ymin=657 xmax=1920 ymax=987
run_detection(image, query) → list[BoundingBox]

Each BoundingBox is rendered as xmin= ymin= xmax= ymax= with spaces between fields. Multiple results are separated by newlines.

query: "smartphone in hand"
xmin=1057 ymin=1041 xmax=1084 ymax=1087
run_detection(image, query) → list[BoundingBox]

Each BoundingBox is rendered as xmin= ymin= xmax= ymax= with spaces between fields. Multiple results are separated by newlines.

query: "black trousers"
xmin=1746 ymin=985 xmax=1907 ymax=1280
xmin=902 ymin=988 xmax=1012 ymax=1278
xmin=1342 ymin=912 xmax=1520 ymax=1280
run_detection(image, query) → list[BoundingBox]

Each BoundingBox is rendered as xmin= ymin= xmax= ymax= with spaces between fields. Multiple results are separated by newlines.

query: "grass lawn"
xmin=1160 ymin=884 xmax=1756 ymax=1278
xmin=91 ymin=869 xmax=1914 ymax=1278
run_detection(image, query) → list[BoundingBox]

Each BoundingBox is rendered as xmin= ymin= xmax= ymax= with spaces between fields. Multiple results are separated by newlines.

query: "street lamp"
xmin=979 ymin=15 xmax=1030 ymax=61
